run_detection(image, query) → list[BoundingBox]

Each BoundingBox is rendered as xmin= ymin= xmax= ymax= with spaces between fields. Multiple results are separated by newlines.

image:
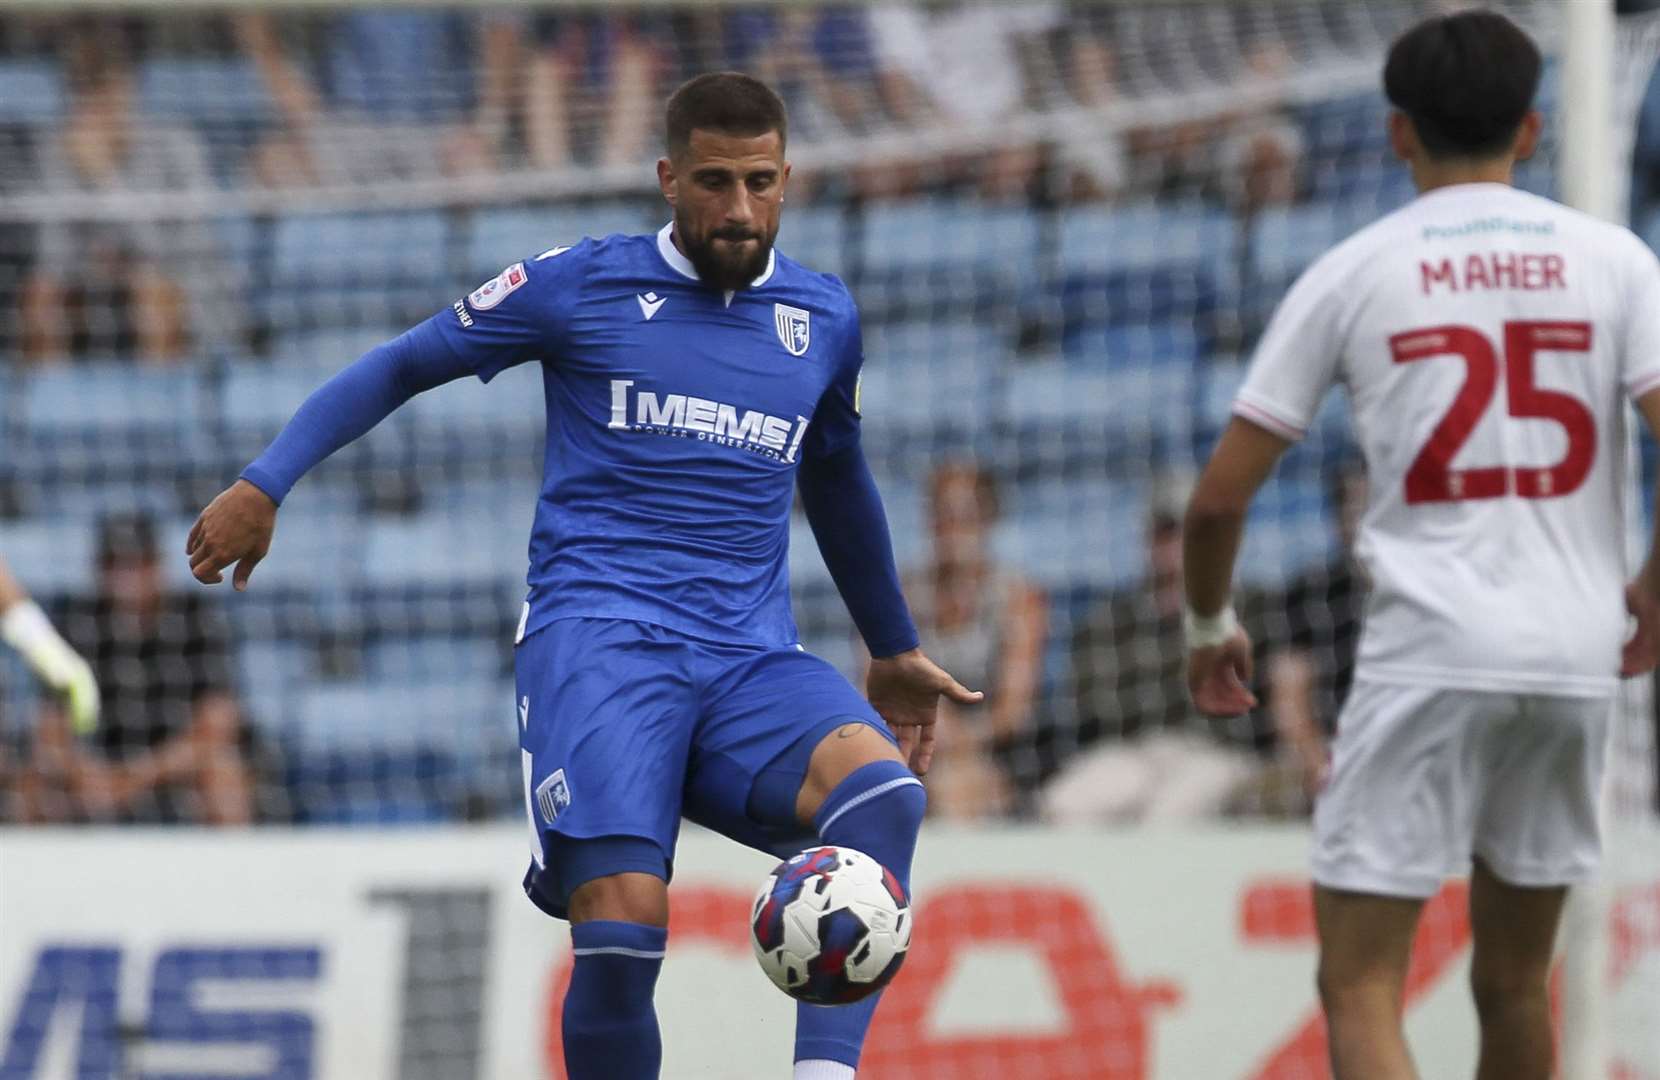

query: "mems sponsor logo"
xmin=608 ymin=378 xmax=809 ymax=462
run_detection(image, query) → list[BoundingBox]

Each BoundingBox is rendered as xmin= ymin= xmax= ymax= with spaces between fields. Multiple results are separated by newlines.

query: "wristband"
xmin=1 ymin=600 xmax=57 ymax=655
xmin=1183 ymin=605 xmax=1239 ymax=651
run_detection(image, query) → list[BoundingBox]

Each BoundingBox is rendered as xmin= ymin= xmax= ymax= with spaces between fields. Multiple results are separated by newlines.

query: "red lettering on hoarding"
xmin=862 ymin=885 xmax=1180 ymax=1079
xmin=543 ymin=885 xmax=1179 ymax=1080
xmin=1610 ymin=884 xmax=1660 ymax=1080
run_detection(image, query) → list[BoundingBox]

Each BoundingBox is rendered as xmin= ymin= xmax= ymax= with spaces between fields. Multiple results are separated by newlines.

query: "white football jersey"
xmin=1237 ymin=182 xmax=1660 ymax=697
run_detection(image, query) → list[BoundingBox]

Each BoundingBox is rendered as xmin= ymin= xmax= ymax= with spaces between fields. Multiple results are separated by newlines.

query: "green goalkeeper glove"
xmin=2 ymin=600 xmax=100 ymax=735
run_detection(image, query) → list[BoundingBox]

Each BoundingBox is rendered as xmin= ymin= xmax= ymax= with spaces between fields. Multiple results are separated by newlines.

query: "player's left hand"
xmin=1621 ymin=580 xmax=1660 ymax=677
xmin=866 ymin=649 xmax=983 ymax=776
xmin=1187 ymin=627 xmax=1258 ymax=717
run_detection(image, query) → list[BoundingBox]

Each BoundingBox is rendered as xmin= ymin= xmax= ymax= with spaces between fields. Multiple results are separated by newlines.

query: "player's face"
xmin=660 ymin=128 xmax=790 ymax=291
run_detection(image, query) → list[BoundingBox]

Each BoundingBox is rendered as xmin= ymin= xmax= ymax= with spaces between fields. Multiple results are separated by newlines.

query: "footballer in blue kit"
xmin=188 ymin=73 xmax=979 ymax=1080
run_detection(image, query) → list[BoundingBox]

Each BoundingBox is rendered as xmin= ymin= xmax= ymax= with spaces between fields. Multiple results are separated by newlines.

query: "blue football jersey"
xmin=423 ymin=224 xmax=865 ymax=647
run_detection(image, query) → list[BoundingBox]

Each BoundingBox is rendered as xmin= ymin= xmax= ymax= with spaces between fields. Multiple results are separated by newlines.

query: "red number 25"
xmin=1389 ymin=321 xmax=1596 ymax=504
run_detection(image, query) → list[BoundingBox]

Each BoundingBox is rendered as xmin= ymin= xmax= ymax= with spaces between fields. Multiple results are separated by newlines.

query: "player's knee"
xmin=1469 ymin=960 xmax=1548 ymax=1019
xmin=568 ymin=872 xmax=669 ymax=928
xmin=797 ymin=720 xmax=907 ymax=824
xmin=1316 ymin=961 xmax=1400 ymax=1017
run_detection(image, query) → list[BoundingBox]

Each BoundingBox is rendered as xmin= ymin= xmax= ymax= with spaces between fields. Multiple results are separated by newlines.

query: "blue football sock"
xmin=794 ymin=760 xmax=927 ymax=1069
xmin=562 ymin=920 xmax=667 ymax=1080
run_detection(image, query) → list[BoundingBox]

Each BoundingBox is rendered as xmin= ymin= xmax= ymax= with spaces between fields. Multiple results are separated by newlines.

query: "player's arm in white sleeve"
xmin=1184 ymin=261 xmax=1345 ymax=717
xmin=1617 ymin=239 xmax=1660 ymax=676
xmin=0 ymin=556 xmax=99 ymax=734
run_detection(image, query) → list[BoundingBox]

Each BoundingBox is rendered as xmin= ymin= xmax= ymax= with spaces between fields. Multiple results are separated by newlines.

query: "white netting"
xmin=0 ymin=2 xmax=1656 ymax=1078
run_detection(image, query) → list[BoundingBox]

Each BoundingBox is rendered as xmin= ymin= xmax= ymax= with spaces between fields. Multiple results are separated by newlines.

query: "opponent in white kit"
xmin=1183 ymin=11 xmax=1660 ymax=1080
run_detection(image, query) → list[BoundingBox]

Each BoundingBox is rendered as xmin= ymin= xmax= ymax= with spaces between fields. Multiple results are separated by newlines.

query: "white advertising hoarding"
xmin=1 ymin=825 xmax=1655 ymax=1079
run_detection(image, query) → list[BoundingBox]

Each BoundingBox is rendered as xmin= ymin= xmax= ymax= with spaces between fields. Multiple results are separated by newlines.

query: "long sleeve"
xmin=239 ymin=319 xmax=470 ymax=505
xmin=798 ymin=440 xmax=919 ymax=658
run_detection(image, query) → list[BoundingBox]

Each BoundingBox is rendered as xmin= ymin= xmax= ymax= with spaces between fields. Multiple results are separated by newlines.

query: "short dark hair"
xmin=1383 ymin=10 xmax=1542 ymax=159
xmin=665 ymin=72 xmax=787 ymax=158
xmin=97 ymin=510 xmax=158 ymax=565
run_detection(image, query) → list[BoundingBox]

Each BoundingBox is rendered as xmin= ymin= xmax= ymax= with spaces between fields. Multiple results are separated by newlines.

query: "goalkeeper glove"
xmin=2 ymin=600 xmax=100 ymax=735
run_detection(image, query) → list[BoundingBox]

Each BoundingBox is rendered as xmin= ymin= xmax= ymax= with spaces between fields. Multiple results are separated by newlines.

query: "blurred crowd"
xmin=1 ymin=3 xmax=1654 ymax=827
xmin=0 ymin=4 xmax=1330 ymax=366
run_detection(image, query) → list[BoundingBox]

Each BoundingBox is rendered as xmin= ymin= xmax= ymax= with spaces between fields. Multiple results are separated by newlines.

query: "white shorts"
xmin=1311 ymin=679 xmax=1613 ymax=898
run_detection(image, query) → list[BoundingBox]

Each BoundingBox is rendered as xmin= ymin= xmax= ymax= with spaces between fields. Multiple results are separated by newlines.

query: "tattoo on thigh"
xmin=836 ymin=723 xmax=863 ymax=739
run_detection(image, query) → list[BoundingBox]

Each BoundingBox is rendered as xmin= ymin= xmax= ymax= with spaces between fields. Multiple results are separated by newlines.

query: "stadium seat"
xmin=404 ymin=360 xmax=546 ymax=440
xmin=1067 ymin=318 xmax=1207 ymax=368
xmin=1057 ymin=199 xmax=1238 ymax=275
xmin=0 ymin=519 xmax=98 ymax=598
xmin=1299 ymin=92 xmax=1391 ymax=160
xmin=268 ymin=327 xmax=404 ymax=369
xmin=465 ymin=202 xmax=654 ymax=276
xmin=775 ymin=204 xmax=850 ymax=278
xmin=287 ymin=677 xmax=512 ymax=755
xmin=18 ymin=364 xmax=207 ymax=436
xmin=266 ymin=210 xmax=451 ymax=330
xmin=1248 ymin=201 xmax=1376 ymax=285
xmin=0 ymin=61 xmax=64 ymax=125
xmin=137 ymin=59 xmax=271 ymax=123
xmin=999 ymin=359 xmax=1199 ymax=467
xmin=361 ymin=512 xmax=525 ymax=592
xmin=994 ymin=475 xmax=1148 ymax=590
xmin=1236 ymin=471 xmax=1339 ymax=589
xmin=363 ymin=635 xmax=507 ymax=682
xmin=858 ymin=199 xmax=1043 ymax=278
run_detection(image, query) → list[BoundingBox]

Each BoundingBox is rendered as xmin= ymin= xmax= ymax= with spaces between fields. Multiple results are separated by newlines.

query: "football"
xmin=750 ymin=846 xmax=912 ymax=1005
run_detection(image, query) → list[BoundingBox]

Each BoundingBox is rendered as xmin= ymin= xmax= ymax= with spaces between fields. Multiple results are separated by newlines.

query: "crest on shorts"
xmin=536 ymin=768 xmax=571 ymax=823
xmin=469 ymin=262 xmax=527 ymax=311
xmin=774 ymin=303 xmax=811 ymax=357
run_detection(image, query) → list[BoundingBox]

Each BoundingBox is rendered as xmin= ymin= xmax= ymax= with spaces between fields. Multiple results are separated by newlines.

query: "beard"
xmin=677 ymin=214 xmax=775 ymax=291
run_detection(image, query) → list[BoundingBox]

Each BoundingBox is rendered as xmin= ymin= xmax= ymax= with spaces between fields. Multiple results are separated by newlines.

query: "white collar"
xmin=656 ymin=222 xmax=777 ymax=306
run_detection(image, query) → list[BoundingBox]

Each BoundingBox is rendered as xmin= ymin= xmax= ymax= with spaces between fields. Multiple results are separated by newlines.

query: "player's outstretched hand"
xmin=188 ymin=480 xmax=277 ymax=591
xmin=1622 ymin=580 xmax=1660 ymax=677
xmin=866 ymin=649 xmax=984 ymax=777
xmin=1187 ymin=628 xmax=1258 ymax=717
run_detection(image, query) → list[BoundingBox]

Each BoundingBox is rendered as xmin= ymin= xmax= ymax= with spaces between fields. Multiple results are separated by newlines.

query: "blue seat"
xmin=0 ymin=520 xmax=97 ymax=597
xmin=266 ymin=211 xmax=450 ymax=328
xmin=466 ymin=202 xmax=652 ymax=276
xmin=404 ymin=360 xmax=545 ymax=439
xmin=1058 ymin=200 xmax=1237 ymax=275
xmin=288 ymin=677 xmax=512 ymax=755
xmin=775 ymin=204 xmax=848 ymax=278
xmin=1300 ymin=93 xmax=1390 ymax=159
xmin=1051 ymin=267 xmax=1221 ymax=332
xmin=1236 ymin=471 xmax=1338 ymax=589
xmin=994 ymin=476 xmax=1147 ymax=590
xmin=137 ymin=60 xmax=271 ymax=123
xmin=1066 ymin=319 xmax=1205 ymax=368
xmin=235 ymin=509 xmax=365 ymax=593
xmin=0 ymin=61 xmax=63 ymax=124
xmin=19 ymin=365 xmax=207 ymax=436
xmin=858 ymin=199 xmax=1041 ymax=277
xmin=862 ymin=318 xmax=1012 ymax=369
xmin=268 ymin=327 xmax=402 ymax=368
xmin=1305 ymin=164 xmax=1416 ymax=210
xmin=220 ymin=363 xmax=345 ymax=433
xmin=1249 ymin=201 xmax=1376 ymax=285
xmin=1000 ymin=360 xmax=1199 ymax=466
xmin=360 ymin=512 xmax=524 ymax=591
xmin=363 ymin=635 xmax=506 ymax=681
xmin=856 ymin=354 xmax=1000 ymax=468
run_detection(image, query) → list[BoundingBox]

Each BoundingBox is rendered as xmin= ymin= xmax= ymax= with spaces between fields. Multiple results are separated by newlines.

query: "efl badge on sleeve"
xmin=774 ymin=303 xmax=811 ymax=357
xmin=469 ymin=262 xmax=527 ymax=311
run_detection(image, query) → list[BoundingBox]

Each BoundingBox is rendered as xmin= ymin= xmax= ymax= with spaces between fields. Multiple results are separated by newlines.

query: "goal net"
xmin=0 ymin=1 xmax=1655 ymax=1078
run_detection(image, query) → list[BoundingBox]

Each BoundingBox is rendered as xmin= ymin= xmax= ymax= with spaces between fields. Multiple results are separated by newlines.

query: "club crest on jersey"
xmin=536 ymin=768 xmax=570 ymax=823
xmin=469 ymin=262 xmax=527 ymax=311
xmin=774 ymin=304 xmax=810 ymax=357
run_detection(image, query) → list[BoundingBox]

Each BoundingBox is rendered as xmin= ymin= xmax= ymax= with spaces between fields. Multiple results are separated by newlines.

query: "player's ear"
xmin=1512 ymin=110 xmax=1543 ymax=163
xmin=1387 ymin=110 xmax=1417 ymax=165
xmin=656 ymin=157 xmax=677 ymax=207
xmin=780 ymin=159 xmax=792 ymax=198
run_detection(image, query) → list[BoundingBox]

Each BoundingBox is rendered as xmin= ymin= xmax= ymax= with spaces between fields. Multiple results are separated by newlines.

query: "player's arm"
xmin=190 ymin=253 xmax=571 ymax=589
xmin=1185 ymin=254 xmax=1343 ymax=718
xmin=797 ymin=311 xmax=982 ymax=774
xmin=1183 ymin=418 xmax=1290 ymax=716
xmin=1621 ymin=388 xmax=1660 ymax=676
xmin=0 ymin=557 xmax=100 ymax=734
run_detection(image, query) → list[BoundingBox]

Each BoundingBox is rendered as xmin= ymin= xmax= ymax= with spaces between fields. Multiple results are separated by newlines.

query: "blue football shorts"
xmin=515 ymin=616 xmax=896 ymax=918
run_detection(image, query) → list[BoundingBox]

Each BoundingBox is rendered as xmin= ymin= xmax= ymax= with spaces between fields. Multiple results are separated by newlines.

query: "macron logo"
xmin=637 ymin=292 xmax=667 ymax=321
